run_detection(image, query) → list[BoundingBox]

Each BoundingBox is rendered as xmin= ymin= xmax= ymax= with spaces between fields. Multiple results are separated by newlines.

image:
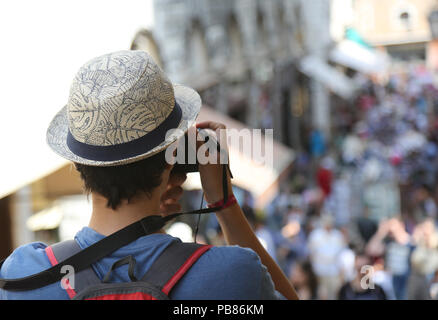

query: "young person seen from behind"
xmin=0 ymin=50 xmax=299 ymax=300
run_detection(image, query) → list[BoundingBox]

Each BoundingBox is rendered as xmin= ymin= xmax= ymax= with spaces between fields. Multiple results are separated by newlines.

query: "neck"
xmin=88 ymin=192 xmax=164 ymax=236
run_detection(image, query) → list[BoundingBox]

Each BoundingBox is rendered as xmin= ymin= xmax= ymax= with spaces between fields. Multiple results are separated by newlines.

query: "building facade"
xmin=334 ymin=0 xmax=437 ymax=63
xmin=131 ymin=0 xmax=334 ymax=149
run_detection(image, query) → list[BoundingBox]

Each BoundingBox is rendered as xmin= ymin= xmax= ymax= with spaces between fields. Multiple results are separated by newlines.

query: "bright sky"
xmin=0 ymin=0 xmax=154 ymax=198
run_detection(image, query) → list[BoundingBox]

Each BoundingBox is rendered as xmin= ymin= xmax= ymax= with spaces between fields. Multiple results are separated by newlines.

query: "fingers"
xmin=161 ymin=186 xmax=184 ymax=202
xmin=196 ymin=121 xmax=226 ymax=131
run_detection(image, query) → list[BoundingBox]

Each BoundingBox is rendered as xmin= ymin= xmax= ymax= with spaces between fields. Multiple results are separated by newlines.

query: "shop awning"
xmin=182 ymin=106 xmax=295 ymax=209
xmin=26 ymin=206 xmax=64 ymax=232
xmin=26 ymin=195 xmax=92 ymax=241
xmin=0 ymin=0 xmax=154 ymax=199
xmin=345 ymin=27 xmax=373 ymax=49
xmin=298 ymin=55 xmax=358 ymax=99
xmin=329 ymin=40 xmax=390 ymax=74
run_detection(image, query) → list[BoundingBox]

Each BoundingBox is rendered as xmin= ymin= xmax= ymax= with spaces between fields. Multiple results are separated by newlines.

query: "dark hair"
xmin=74 ymin=151 xmax=168 ymax=210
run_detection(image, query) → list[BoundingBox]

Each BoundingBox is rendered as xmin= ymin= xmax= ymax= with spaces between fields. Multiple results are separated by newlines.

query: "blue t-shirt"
xmin=0 ymin=227 xmax=282 ymax=300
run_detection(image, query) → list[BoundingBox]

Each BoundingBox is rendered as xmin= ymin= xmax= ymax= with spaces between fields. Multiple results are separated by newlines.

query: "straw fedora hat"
xmin=47 ymin=50 xmax=201 ymax=166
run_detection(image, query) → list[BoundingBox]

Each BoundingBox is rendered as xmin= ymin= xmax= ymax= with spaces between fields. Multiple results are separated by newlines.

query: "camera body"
xmin=171 ymin=144 xmax=199 ymax=173
xmin=171 ymin=130 xmax=200 ymax=174
xmin=171 ymin=128 xmax=220 ymax=174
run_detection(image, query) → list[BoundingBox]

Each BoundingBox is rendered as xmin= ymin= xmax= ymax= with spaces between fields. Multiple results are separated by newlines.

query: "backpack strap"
xmin=0 ymin=215 xmax=168 ymax=291
xmin=141 ymin=241 xmax=212 ymax=296
xmin=48 ymin=240 xmax=211 ymax=299
xmin=45 ymin=240 xmax=101 ymax=299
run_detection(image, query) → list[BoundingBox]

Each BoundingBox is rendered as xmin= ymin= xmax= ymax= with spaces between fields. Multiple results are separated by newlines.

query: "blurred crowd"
xmin=264 ymin=64 xmax=438 ymax=300
xmin=171 ymin=63 xmax=438 ymax=300
xmin=202 ymin=64 xmax=438 ymax=300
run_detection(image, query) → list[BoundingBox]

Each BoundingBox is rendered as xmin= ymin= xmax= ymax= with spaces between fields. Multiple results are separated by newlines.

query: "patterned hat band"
xmin=66 ymin=102 xmax=182 ymax=162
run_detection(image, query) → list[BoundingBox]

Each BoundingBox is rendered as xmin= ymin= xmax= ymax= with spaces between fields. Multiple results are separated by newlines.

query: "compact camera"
xmin=171 ymin=131 xmax=200 ymax=173
xmin=171 ymin=128 xmax=223 ymax=174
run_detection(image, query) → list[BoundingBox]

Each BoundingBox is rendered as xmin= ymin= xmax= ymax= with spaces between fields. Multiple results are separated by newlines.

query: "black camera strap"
xmin=0 ymin=162 xmax=233 ymax=291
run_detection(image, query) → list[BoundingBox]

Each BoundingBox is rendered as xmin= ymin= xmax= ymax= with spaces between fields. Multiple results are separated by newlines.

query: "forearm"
xmin=365 ymin=233 xmax=386 ymax=256
xmin=216 ymin=203 xmax=300 ymax=300
xmin=195 ymin=122 xmax=298 ymax=299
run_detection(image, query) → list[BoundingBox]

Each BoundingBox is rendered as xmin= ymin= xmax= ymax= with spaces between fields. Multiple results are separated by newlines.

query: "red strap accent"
xmin=162 ymin=245 xmax=212 ymax=296
xmin=45 ymin=246 xmax=77 ymax=299
xmin=85 ymin=292 xmax=157 ymax=300
xmin=45 ymin=246 xmax=58 ymax=266
xmin=207 ymin=194 xmax=237 ymax=210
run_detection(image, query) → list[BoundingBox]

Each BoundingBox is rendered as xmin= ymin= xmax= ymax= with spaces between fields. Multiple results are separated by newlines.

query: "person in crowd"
xmin=316 ymin=156 xmax=335 ymax=198
xmin=243 ymin=205 xmax=279 ymax=264
xmin=429 ymin=270 xmax=438 ymax=300
xmin=366 ymin=218 xmax=413 ymax=300
xmin=356 ymin=206 xmax=378 ymax=244
xmin=412 ymin=184 xmax=437 ymax=222
xmin=289 ymin=259 xmax=319 ymax=300
xmin=309 ymin=129 xmax=326 ymax=159
xmin=323 ymin=170 xmax=352 ymax=227
xmin=307 ymin=214 xmax=346 ymax=300
xmin=407 ymin=218 xmax=438 ymax=300
xmin=372 ymin=257 xmax=396 ymax=300
xmin=338 ymin=253 xmax=387 ymax=300
xmin=279 ymin=203 xmax=309 ymax=274
xmin=338 ymin=242 xmax=356 ymax=285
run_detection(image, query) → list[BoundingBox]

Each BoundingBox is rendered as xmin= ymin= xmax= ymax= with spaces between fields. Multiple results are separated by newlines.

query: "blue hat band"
xmin=66 ymin=102 xmax=183 ymax=162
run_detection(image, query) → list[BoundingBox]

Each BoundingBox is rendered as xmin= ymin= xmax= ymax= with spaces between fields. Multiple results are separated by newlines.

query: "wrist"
xmin=203 ymin=187 xmax=233 ymax=205
xmin=208 ymin=194 xmax=237 ymax=210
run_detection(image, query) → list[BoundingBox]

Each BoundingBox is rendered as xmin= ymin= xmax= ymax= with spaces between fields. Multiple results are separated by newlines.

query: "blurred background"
xmin=3 ymin=0 xmax=438 ymax=300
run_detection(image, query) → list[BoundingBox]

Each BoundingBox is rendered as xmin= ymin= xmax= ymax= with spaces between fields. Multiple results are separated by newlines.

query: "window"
xmin=400 ymin=11 xmax=412 ymax=30
xmin=391 ymin=3 xmax=417 ymax=31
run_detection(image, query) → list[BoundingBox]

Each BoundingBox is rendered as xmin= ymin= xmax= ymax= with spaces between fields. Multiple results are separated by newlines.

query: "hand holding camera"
xmin=170 ymin=121 xmax=233 ymax=207
xmin=195 ymin=121 xmax=233 ymax=205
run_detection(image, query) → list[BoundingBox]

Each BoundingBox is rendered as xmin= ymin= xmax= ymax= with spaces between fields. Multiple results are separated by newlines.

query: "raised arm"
xmin=365 ymin=220 xmax=389 ymax=257
xmin=196 ymin=121 xmax=299 ymax=300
